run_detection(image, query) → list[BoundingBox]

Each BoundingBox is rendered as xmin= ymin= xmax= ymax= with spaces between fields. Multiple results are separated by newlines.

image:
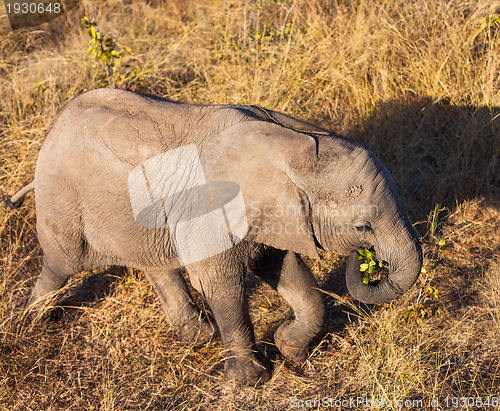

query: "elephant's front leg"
xmin=253 ymin=249 xmax=325 ymax=363
xmin=187 ymin=256 xmax=270 ymax=385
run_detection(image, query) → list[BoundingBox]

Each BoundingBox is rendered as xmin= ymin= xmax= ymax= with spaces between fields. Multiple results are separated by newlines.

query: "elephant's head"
xmin=298 ymin=136 xmax=422 ymax=304
xmin=215 ymin=121 xmax=422 ymax=304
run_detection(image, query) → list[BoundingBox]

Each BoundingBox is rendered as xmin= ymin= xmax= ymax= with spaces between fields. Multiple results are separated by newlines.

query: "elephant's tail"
xmin=4 ymin=181 xmax=34 ymax=209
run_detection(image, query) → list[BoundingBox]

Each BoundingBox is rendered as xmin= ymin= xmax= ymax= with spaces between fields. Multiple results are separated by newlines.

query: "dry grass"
xmin=1 ymin=0 xmax=499 ymax=409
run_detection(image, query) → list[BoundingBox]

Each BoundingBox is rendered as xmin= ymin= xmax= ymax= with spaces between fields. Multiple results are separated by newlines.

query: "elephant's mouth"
xmin=354 ymin=253 xmax=390 ymax=286
xmin=310 ymin=217 xmax=421 ymax=305
xmin=345 ymin=238 xmax=422 ymax=305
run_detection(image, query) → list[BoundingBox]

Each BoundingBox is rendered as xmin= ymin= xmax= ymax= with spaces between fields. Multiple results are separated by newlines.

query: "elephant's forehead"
xmin=314 ymin=201 xmax=379 ymax=222
xmin=345 ymin=184 xmax=363 ymax=199
xmin=311 ymin=185 xmax=369 ymax=211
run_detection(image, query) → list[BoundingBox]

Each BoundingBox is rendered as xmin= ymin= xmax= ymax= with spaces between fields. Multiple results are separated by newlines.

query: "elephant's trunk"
xmin=345 ymin=231 xmax=422 ymax=304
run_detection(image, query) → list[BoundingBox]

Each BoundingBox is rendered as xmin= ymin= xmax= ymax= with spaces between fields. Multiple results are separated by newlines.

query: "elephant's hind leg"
xmin=28 ymin=225 xmax=85 ymax=318
xmin=144 ymin=268 xmax=215 ymax=345
xmin=30 ymin=259 xmax=77 ymax=306
xmin=253 ymin=249 xmax=325 ymax=363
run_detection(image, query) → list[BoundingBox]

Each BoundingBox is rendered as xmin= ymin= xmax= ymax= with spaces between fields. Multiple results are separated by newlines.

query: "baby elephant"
xmin=7 ymin=89 xmax=422 ymax=385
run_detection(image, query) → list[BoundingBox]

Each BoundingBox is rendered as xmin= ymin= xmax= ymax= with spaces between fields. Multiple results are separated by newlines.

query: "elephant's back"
xmin=33 ymin=89 xmax=185 ymax=270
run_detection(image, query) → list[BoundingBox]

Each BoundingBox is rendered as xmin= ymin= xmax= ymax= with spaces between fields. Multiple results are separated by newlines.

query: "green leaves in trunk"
xmin=358 ymin=248 xmax=384 ymax=284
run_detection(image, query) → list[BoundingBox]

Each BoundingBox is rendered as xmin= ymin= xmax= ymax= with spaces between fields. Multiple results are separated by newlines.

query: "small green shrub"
xmin=81 ymin=15 xmax=130 ymax=87
xmin=81 ymin=14 xmax=150 ymax=91
xmin=403 ymin=239 xmax=445 ymax=325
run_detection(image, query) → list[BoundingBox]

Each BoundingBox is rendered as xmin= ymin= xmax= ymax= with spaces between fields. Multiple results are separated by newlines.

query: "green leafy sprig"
xmin=358 ymin=248 xmax=384 ymax=285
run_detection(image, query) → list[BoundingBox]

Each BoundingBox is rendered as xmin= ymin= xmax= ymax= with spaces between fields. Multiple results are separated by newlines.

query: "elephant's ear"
xmin=202 ymin=120 xmax=321 ymax=260
xmin=250 ymin=183 xmax=320 ymax=260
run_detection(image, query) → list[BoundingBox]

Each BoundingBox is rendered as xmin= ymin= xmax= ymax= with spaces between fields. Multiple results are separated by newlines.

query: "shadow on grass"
xmin=50 ymin=266 xmax=128 ymax=321
xmin=347 ymin=97 xmax=499 ymax=227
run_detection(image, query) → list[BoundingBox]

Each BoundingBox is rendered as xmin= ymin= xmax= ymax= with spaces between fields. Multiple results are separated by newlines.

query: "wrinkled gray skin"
xmin=25 ymin=88 xmax=422 ymax=385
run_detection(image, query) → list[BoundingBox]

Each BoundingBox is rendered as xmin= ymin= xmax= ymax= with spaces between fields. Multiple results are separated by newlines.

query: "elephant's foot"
xmin=175 ymin=318 xmax=216 ymax=346
xmin=224 ymin=350 xmax=271 ymax=385
xmin=274 ymin=320 xmax=310 ymax=363
xmin=23 ymin=289 xmax=55 ymax=322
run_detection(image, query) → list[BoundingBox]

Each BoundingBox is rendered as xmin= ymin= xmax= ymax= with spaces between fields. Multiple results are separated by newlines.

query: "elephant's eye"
xmin=353 ymin=223 xmax=372 ymax=233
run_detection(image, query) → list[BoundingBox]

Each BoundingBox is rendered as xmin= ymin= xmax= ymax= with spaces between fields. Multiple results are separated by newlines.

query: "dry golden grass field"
xmin=0 ymin=0 xmax=499 ymax=409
